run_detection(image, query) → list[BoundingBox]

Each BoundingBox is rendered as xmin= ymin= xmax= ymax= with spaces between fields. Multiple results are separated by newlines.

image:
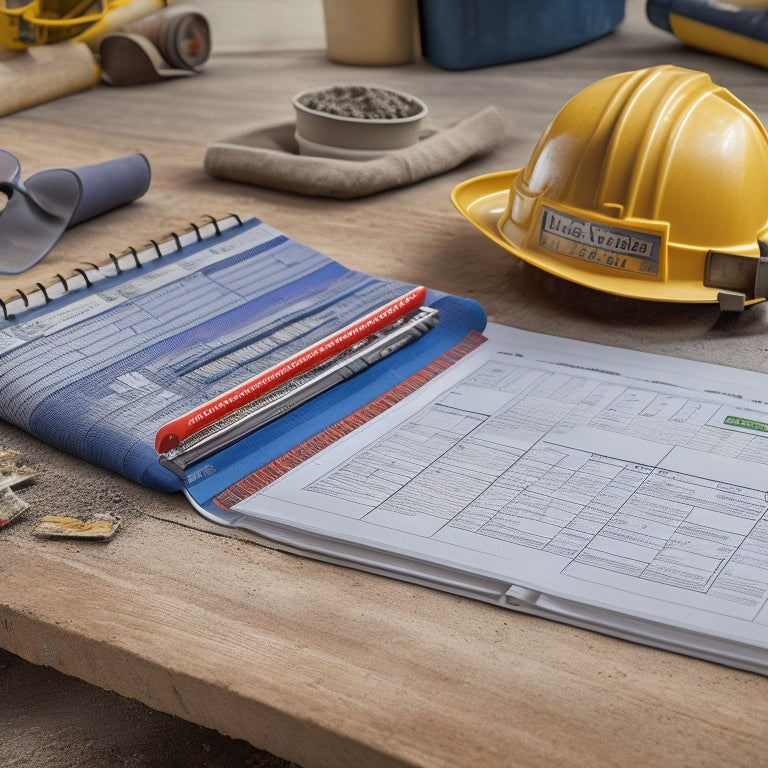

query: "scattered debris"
xmin=33 ymin=512 xmax=122 ymax=541
xmin=0 ymin=447 xmax=36 ymax=490
xmin=0 ymin=486 xmax=29 ymax=528
xmin=0 ymin=447 xmax=35 ymax=527
xmin=0 ymin=446 xmax=124 ymax=541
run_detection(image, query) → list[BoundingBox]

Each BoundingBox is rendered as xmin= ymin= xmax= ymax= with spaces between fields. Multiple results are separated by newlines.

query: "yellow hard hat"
xmin=453 ymin=65 xmax=768 ymax=310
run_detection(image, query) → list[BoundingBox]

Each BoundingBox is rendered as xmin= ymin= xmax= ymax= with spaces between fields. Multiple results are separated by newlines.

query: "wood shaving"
xmin=33 ymin=512 xmax=122 ymax=540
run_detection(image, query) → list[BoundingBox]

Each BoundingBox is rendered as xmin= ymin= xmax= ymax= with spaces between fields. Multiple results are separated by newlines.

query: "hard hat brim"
xmin=451 ymin=171 xmax=727 ymax=304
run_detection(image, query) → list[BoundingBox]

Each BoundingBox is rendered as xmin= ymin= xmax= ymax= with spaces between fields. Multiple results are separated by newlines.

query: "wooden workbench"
xmin=2 ymin=1 xmax=767 ymax=765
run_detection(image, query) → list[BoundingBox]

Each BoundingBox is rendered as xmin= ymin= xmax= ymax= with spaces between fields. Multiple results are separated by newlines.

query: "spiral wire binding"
xmin=0 ymin=213 xmax=245 ymax=320
xmin=73 ymin=268 xmax=93 ymax=288
xmin=36 ymin=283 xmax=51 ymax=303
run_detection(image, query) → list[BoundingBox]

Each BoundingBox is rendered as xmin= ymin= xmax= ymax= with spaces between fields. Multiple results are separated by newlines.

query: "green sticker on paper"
xmin=724 ymin=415 xmax=768 ymax=432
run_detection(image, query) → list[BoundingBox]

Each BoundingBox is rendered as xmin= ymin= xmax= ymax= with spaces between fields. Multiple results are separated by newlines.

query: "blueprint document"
xmin=221 ymin=323 xmax=768 ymax=674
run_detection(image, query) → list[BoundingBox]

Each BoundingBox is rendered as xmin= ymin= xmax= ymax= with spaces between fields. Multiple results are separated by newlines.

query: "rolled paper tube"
xmin=69 ymin=153 xmax=152 ymax=226
xmin=0 ymin=41 xmax=100 ymax=117
xmin=0 ymin=152 xmax=151 ymax=274
xmin=0 ymin=167 xmax=82 ymax=274
xmin=0 ymin=149 xmax=21 ymax=186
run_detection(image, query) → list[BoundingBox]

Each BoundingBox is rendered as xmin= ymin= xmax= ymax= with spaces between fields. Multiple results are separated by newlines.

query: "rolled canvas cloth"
xmin=99 ymin=32 xmax=197 ymax=85
xmin=204 ymin=106 xmax=506 ymax=198
xmin=99 ymin=5 xmax=211 ymax=85
xmin=0 ymin=41 xmax=100 ymax=117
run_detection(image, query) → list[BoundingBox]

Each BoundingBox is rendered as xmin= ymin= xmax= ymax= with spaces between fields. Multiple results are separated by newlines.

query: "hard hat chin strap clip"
xmin=704 ymin=243 xmax=768 ymax=312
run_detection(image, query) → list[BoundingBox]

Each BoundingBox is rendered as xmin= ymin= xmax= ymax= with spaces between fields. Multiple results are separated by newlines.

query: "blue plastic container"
xmin=418 ymin=0 xmax=626 ymax=70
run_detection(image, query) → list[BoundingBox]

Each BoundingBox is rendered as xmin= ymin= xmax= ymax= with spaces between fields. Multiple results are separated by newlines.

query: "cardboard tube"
xmin=0 ymin=41 xmax=100 ymax=117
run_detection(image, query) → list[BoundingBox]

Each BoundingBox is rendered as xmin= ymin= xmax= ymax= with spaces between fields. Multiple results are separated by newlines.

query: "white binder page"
xmin=232 ymin=323 xmax=768 ymax=656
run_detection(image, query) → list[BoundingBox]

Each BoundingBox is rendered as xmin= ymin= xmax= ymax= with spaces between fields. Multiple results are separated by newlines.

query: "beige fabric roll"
xmin=204 ymin=106 xmax=506 ymax=199
xmin=0 ymin=41 xmax=100 ymax=117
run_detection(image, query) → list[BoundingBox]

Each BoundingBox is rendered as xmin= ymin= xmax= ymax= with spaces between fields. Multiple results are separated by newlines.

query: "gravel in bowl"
xmin=292 ymin=84 xmax=428 ymax=160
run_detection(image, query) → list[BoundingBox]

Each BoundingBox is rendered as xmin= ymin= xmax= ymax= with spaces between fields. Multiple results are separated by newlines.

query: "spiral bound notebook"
xmin=0 ymin=213 xmax=487 ymax=492
xmin=0 ymin=214 xmax=238 ymax=320
xmin=1 ymin=213 xmax=767 ymax=676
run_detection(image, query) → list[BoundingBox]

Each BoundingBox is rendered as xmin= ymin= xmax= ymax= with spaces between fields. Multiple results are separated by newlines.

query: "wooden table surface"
xmin=2 ymin=1 xmax=768 ymax=766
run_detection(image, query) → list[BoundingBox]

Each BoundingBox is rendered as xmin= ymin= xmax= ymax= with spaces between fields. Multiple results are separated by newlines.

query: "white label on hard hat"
xmin=539 ymin=206 xmax=661 ymax=275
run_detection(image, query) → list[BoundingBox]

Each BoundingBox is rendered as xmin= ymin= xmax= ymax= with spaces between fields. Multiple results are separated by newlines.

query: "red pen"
xmin=155 ymin=285 xmax=428 ymax=454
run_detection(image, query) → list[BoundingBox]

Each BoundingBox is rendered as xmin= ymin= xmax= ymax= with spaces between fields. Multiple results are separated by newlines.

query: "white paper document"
xmin=205 ymin=323 xmax=768 ymax=674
